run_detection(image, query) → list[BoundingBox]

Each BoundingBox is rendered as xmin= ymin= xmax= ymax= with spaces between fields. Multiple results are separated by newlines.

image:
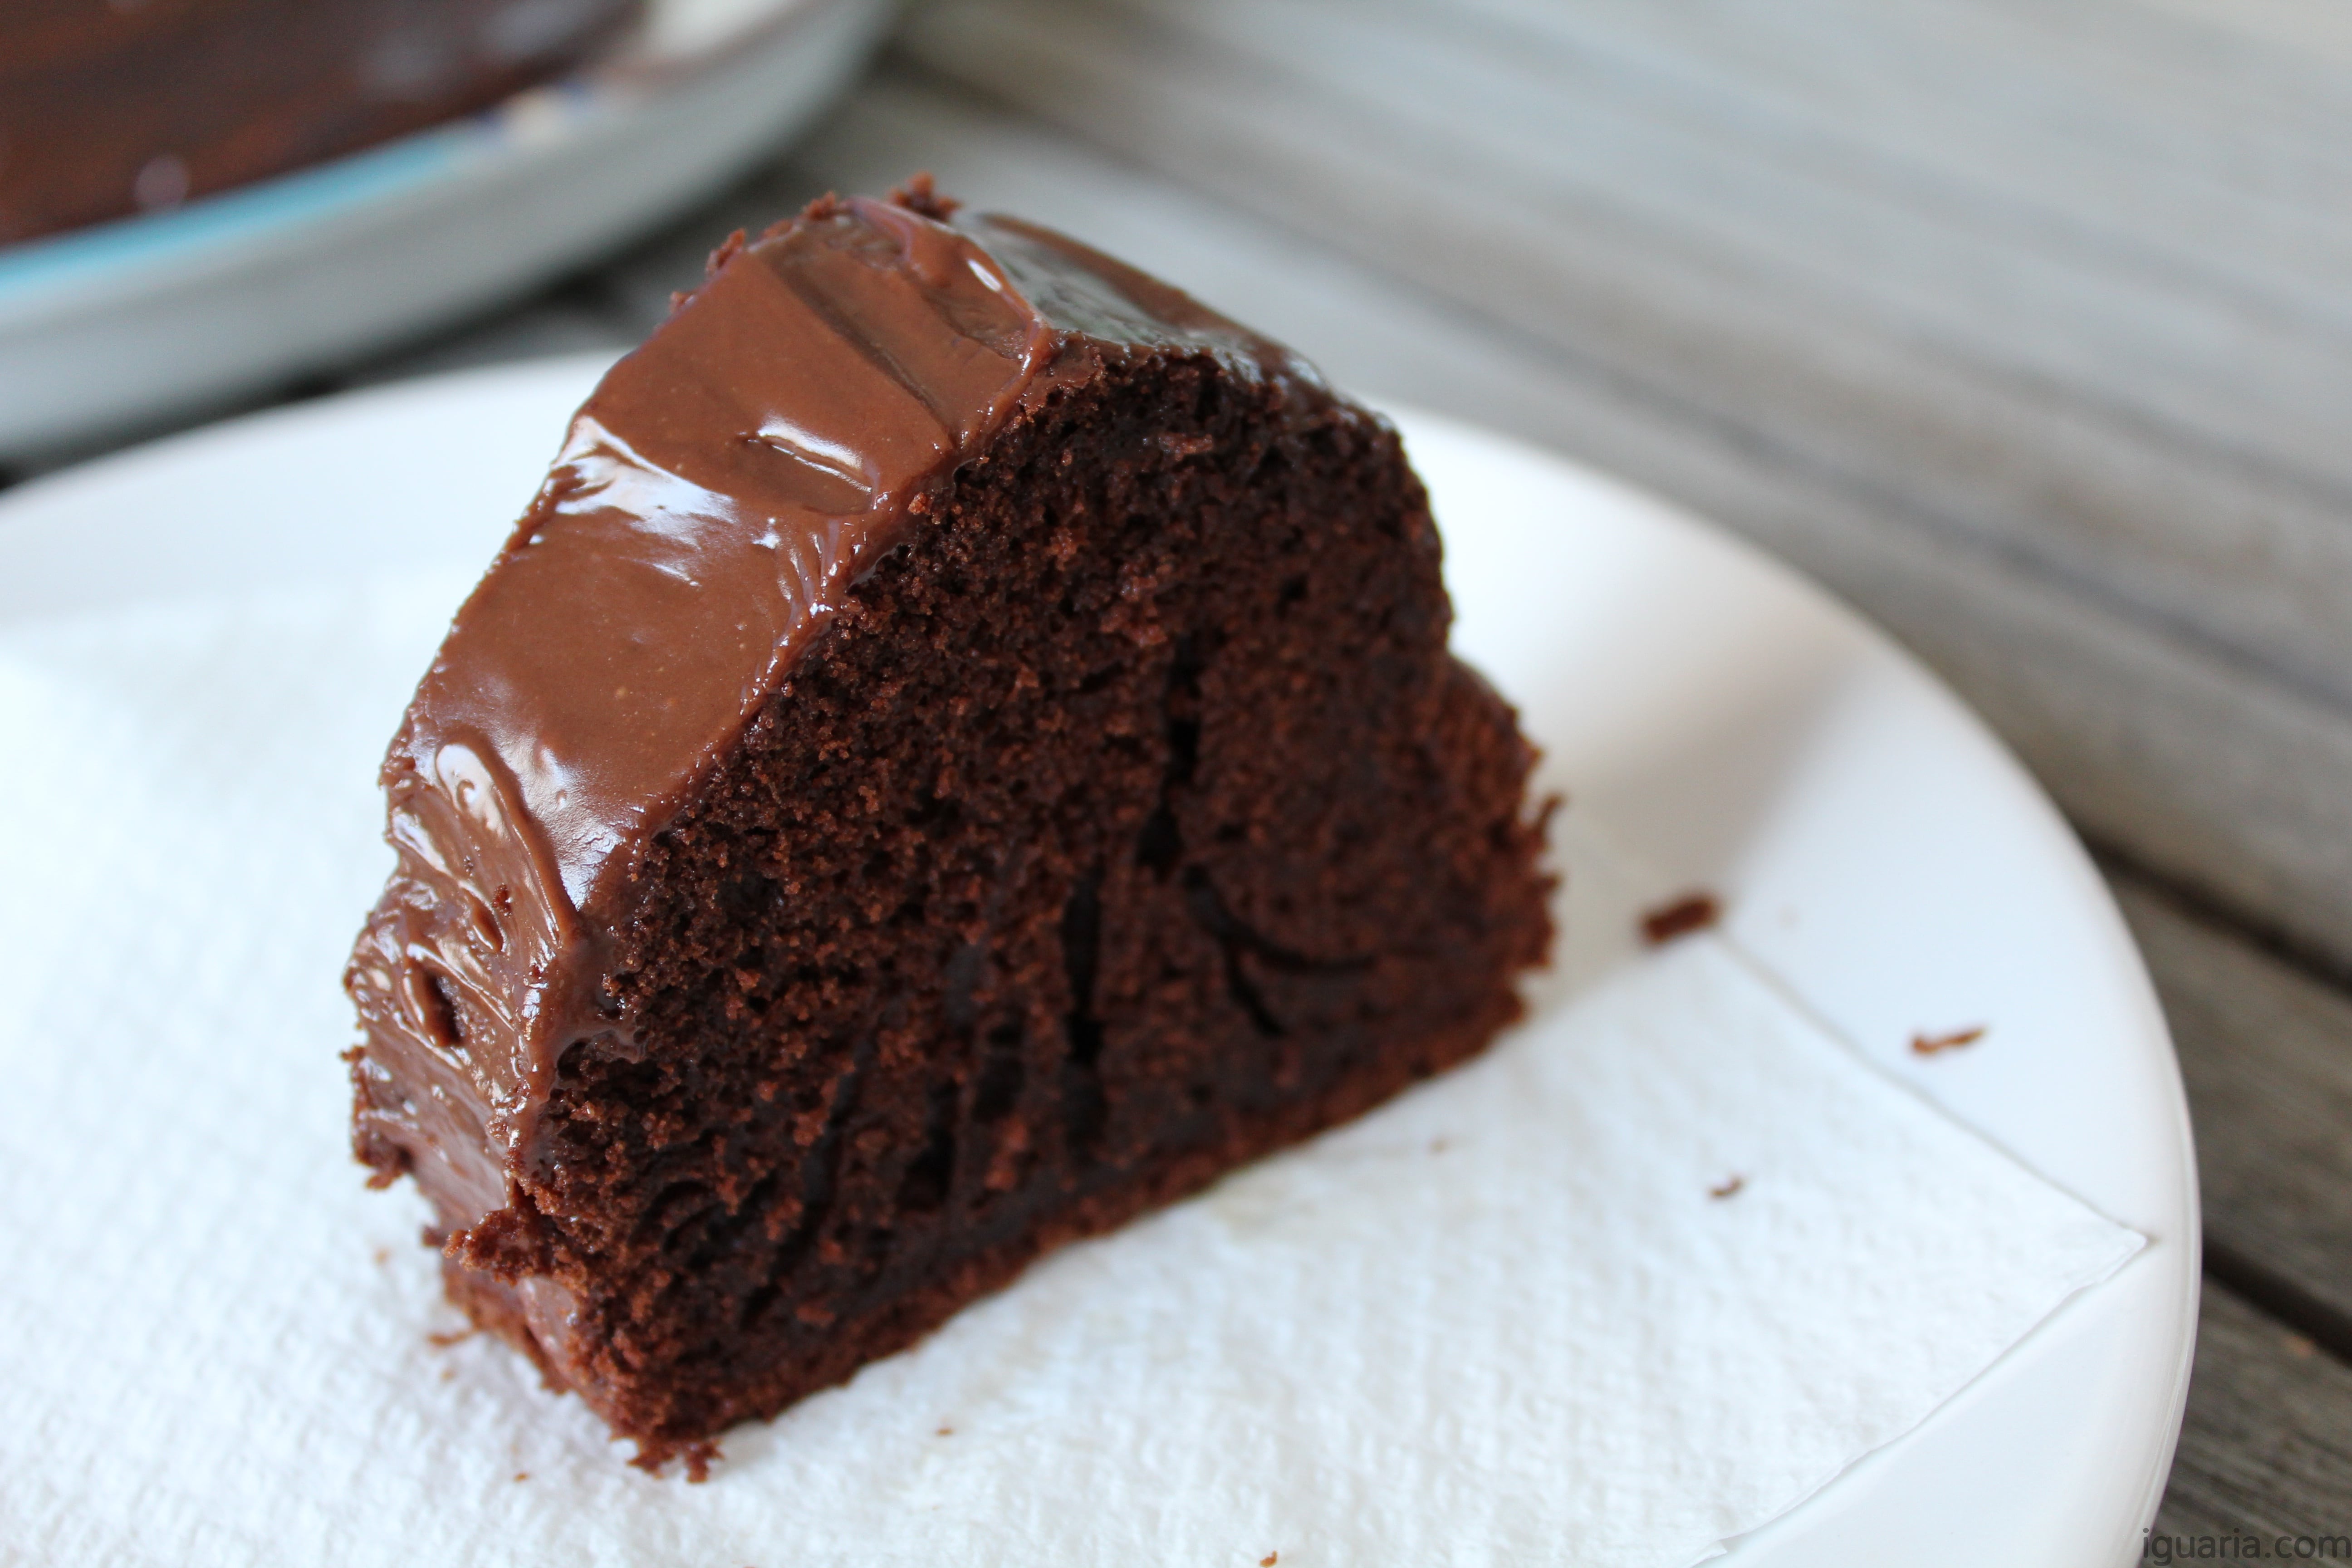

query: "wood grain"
xmin=2117 ymin=873 xmax=2352 ymax=1352
xmin=2154 ymin=1282 xmax=2352 ymax=1545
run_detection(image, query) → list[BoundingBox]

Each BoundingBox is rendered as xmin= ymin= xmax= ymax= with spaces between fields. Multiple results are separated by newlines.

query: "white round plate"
xmin=0 ymin=0 xmax=895 ymax=458
xmin=0 ymin=355 xmax=2196 ymax=1565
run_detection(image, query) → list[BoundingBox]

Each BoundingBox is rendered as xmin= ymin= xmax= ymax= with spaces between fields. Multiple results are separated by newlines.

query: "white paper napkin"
xmin=0 ymin=578 xmax=2140 ymax=1568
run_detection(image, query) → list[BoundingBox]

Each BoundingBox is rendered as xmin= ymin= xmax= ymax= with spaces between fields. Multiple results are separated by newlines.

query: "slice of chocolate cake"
xmin=345 ymin=179 xmax=1553 ymax=1475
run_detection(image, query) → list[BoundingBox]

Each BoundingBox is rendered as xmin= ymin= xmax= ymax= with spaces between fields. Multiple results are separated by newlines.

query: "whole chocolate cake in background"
xmin=0 ymin=0 xmax=640 ymax=243
xmin=344 ymin=178 xmax=1554 ymax=1475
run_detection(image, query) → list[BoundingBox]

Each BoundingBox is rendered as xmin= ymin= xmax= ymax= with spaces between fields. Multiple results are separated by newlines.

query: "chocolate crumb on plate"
xmin=1640 ymin=891 xmax=1722 ymax=945
xmin=1710 ymin=1174 xmax=1745 ymax=1200
xmin=1911 ymin=1025 xmax=1988 ymax=1056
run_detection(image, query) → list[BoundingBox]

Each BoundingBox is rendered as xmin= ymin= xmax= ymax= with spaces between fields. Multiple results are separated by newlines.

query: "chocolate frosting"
xmin=346 ymin=189 xmax=1321 ymax=1243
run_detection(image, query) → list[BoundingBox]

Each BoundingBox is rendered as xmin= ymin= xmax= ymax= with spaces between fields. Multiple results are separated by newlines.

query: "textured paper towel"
xmin=0 ymin=578 xmax=2141 ymax=1568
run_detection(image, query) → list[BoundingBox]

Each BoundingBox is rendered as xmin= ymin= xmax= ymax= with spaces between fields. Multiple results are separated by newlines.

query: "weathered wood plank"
xmin=758 ymin=67 xmax=2352 ymax=967
xmin=2153 ymin=1282 xmax=2352 ymax=1546
xmin=1146 ymin=0 xmax=2352 ymax=475
xmin=2114 ymin=872 xmax=2352 ymax=1350
xmin=1452 ymin=0 xmax=2352 ymax=309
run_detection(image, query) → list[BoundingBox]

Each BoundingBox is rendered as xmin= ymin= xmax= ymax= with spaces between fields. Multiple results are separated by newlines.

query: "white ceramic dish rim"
xmin=0 ymin=355 xmax=2199 ymax=1566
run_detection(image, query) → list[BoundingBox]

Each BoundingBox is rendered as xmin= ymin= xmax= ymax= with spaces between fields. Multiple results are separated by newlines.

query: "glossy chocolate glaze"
xmin=346 ymin=189 xmax=1317 ymax=1247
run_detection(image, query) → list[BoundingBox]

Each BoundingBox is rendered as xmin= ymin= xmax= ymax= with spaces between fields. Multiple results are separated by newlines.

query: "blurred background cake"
xmin=0 ymin=0 xmax=644 ymax=243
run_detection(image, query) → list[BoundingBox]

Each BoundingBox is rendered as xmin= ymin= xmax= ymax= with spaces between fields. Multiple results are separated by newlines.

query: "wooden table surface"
xmin=18 ymin=0 xmax=2351 ymax=1548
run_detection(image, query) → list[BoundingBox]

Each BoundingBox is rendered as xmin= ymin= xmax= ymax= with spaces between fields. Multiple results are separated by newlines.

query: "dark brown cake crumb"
xmin=1641 ymin=891 xmax=1722 ymax=945
xmin=703 ymin=228 xmax=747 ymax=279
xmin=1710 ymin=1174 xmax=1745 ymax=1200
xmin=628 ymin=1437 xmax=721 ymax=1483
xmin=889 ymin=170 xmax=962 ymax=220
xmin=1911 ymin=1025 xmax=1987 ymax=1056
